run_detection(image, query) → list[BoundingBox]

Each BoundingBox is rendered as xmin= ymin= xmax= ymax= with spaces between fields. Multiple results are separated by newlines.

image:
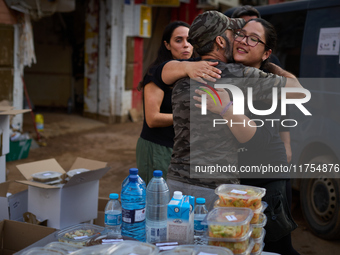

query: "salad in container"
xmin=250 ymin=201 xmax=268 ymax=224
xmin=251 ymin=212 xmax=267 ymax=238
xmin=206 ymin=228 xmax=254 ymax=254
xmin=56 ymin=223 xmax=104 ymax=246
xmin=202 ymin=207 xmax=253 ymax=239
xmin=251 ymin=229 xmax=266 ymax=253
xmin=251 ymin=242 xmax=265 ymax=255
xmin=215 ymin=184 xmax=266 ymax=210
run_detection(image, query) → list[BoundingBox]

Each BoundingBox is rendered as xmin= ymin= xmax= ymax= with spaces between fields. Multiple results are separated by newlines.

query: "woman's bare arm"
xmin=144 ymin=82 xmax=173 ymax=128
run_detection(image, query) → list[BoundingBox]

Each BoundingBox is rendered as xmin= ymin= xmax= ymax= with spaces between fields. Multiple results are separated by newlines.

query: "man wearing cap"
xmin=158 ymin=11 xmax=304 ymax=209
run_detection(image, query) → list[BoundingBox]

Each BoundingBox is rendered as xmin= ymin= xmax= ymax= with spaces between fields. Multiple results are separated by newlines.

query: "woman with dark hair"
xmin=136 ymin=21 xmax=194 ymax=185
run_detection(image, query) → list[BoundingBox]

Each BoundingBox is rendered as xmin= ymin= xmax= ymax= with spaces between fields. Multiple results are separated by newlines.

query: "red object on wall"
xmin=171 ymin=0 xmax=202 ymax=25
xmin=268 ymin=0 xmax=286 ymax=4
xmin=132 ymin=37 xmax=143 ymax=109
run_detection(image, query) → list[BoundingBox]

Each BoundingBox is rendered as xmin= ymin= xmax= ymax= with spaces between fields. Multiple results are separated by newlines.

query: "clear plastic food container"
xmin=215 ymin=184 xmax=266 ymax=210
xmin=202 ymin=207 xmax=254 ymax=239
xmin=251 ymin=212 xmax=267 ymax=238
xmin=55 ymin=223 xmax=104 ymax=246
xmin=70 ymin=244 xmax=114 ymax=255
xmin=251 ymin=229 xmax=266 ymax=253
xmin=251 ymin=242 xmax=265 ymax=255
xmin=86 ymin=234 xmax=137 ymax=246
xmin=206 ymin=228 xmax=254 ymax=254
xmin=44 ymin=242 xmax=81 ymax=254
xmin=161 ymin=245 xmax=233 ymax=255
xmin=250 ymin=203 xmax=261 ymax=224
xmin=21 ymin=247 xmax=65 ymax=255
xmin=67 ymin=168 xmax=89 ymax=178
xmin=32 ymin=171 xmax=63 ymax=183
xmin=105 ymin=241 xmax=159 ymax=255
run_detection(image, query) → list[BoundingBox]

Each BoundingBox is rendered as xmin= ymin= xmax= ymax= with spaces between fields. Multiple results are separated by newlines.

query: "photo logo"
xmin=199 ymin=84 xmax=222 ymax=115
xmin=201 ymin=84 xmax=311 ymax=116
xmin=199 ymin=84 xmax=312 ymax=128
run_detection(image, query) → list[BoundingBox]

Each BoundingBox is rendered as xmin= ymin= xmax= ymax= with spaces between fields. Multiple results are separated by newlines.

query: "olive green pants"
xmin=136 ymin=137 xmax=172 ymax=186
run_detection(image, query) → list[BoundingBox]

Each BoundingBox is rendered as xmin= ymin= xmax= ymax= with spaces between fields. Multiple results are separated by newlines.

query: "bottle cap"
xmin=153 ymin=170 xmax=163 ymax=177
xmin=196 ymin=197 xmax=205 ymax=204
xmin=109 ymin=193 xmax=119 ymax=199
xmin=129 ymin=175 xmax=138 ymax=182
xmin=173 ymin=191 xmax=183 ymax=200
xmin=129 ymin=168 xmax=138 ymax=175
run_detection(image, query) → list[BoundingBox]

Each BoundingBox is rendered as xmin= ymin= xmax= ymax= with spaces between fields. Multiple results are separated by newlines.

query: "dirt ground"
xmin=5 ymin=112 xmax=340 ymax=255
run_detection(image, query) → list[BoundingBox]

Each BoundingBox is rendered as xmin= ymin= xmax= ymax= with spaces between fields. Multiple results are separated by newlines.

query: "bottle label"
xmin=122 ymin=208 xmax=146 ymax=224
xmin=194 ymin=220 xmax=205 ymax=231
xmin=146 ymin=225 xmax=167 ymax=243
xmin=105 ymin=213 xmax=122 ymax=226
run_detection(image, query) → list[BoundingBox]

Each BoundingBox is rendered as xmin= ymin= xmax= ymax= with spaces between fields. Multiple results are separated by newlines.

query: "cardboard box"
xmin=167 ymin=195 xmax=195 ymax=244
xmin=0 ymin=220 xmax=56 ymax=255
xmin=93 ymin=196 xmax=110 ymax=227
xmin=0 ymin=181 xmax=28 ymax=222
xmin=16 ymin=157 xmax=109 ymax=229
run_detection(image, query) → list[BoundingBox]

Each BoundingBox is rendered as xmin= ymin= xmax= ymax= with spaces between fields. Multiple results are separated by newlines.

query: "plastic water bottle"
xmin=122 ymin=168 xmax=146 ymax=189
xmin=146 ymin=170 xmax=170 ymax=243
xmin=121 ymin=175 xmax=146 ymax=242
xmin=194 ymin=198 xmax=209 ymax=244
xmin=104 ymin=193 xmax=122 ymax=235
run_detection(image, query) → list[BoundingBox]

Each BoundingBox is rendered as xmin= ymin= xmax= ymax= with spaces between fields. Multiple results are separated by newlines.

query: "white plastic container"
xmin=55 ymin=223 xmax=104 ymax=246
xmin=21 ymin=247 xmax=65 ymax=255
xmin=31 ymin=171 xmax=62 ymax=183
xmin=44 ymin=242 xmax=81 ymax=253
xmin=105 ymin=240 xmax=159 ymax=255
xmin=67 ymin=168 xmax=89 ymax=178
xmin=251 ymin=228 xmax=266 ymax=253
xmin=215 ymin=184 xmax=266 ymax=210
xmin=202 ymin=207 xmax=253 ymax=239
xmin=162 ymin=244 xmax=233 ymax=255
xmin=251 ymin=212 xmax=267 ymax=238
xmin=205 ymin=228 xmax=254 ymax=254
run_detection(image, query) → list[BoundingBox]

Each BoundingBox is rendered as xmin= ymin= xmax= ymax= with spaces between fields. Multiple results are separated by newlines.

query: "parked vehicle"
xmin=226 ymin=0 xmax=340 ymax=240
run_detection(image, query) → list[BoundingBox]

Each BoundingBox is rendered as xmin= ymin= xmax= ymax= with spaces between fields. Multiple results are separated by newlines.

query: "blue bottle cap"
xmin=109 ymin=193 xmax=119 ymax=199
xmin=196 ymin=198 xmax=205 ymax=204
xmin=129 ymin=175 xmax=138 ymax=182
xmin=129 ymin=168 xmax=138 ymax=175
xmin=153 ymin=170 xmax=163 ymax=177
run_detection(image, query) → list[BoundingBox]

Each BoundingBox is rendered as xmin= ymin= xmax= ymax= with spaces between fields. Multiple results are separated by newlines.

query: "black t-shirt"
xmin=239 ymin=101 xmax=289 ymax=186
xmin=140 ymin=58 xmax=202 ymax=148
xmin=139 ymin=66 xmax=174 ymax=148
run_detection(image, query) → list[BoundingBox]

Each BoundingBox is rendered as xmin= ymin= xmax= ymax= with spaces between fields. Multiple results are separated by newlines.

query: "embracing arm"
xmin=144 ymin=82 xmax=173 ymax=128
xmin=161 ymin=60 xmax=221 ymax=85
xmin=266 ymin=63 xmax=305 ymax=98
xmin=193 ymin=88 xmax=256 ymax=143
